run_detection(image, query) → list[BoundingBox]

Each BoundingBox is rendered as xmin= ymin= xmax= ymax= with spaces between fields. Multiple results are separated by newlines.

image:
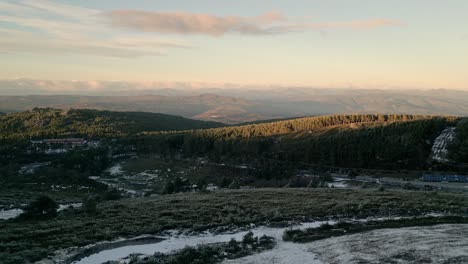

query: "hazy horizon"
xmin=1 ymin=78 xmax=468 ymax=97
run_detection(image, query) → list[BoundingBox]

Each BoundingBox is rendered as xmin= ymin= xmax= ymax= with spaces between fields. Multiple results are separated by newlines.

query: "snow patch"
xmin=107 ymin=164 xmax=123 ymax=176
xmin=308 ymin=224 xmax=468 ymax=263
xmin=0 ymin=209 xmax=23 ymax=220
xmin=72 ymin=221 xmax=332 ymax=264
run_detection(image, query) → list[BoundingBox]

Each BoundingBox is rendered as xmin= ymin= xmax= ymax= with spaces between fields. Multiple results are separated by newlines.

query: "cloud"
xmin=21 ymin=0 xmax=99 ymax=19
xmin=104 ymin=10 xmax=285 ymax=36
xmin=104 ymin=10 xmax=400 ymax=36
xmin=0 ymin=0 xmax=401 ymax=58
xmin=0 ymin=0 xmax=190 ymax=57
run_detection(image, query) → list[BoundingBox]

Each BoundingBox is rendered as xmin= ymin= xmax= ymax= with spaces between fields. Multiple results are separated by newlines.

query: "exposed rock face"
xmin=431 ymin=127 xmax=456 ymax=162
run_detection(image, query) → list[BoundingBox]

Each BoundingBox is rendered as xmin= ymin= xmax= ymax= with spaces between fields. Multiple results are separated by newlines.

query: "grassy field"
xmin=1 ymin=188 xmax=467 ymax=263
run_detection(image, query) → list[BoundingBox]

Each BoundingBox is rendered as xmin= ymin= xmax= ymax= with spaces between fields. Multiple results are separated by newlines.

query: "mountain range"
xmin=1 ymin=79 xmax=467 ymax=123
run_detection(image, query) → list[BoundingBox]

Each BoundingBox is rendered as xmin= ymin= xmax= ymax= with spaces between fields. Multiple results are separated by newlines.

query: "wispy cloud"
xmin=0 ymin=0 xmax=401 ymax=57
xmin=104 ymin=10 xmax=400 ymax=36
xmin=0 ymin=0 xmax=190 ymax=57
xmin=105 ymin=10 xmax=286 ymax=36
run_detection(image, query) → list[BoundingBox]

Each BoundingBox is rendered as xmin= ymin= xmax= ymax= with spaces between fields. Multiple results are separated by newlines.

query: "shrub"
xmin=21 ymin=195 xmax=58 ymax=219
xmin=242 ymin=231 xmax=256 ymax=246
xmin=102 ymin=188 xmax=122 ymax=200
xmin=83 ymin=196 xmax=98 ymax=214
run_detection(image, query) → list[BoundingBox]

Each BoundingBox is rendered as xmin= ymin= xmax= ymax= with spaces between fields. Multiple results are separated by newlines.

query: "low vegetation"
xmin=0 ymin=164 xmax=107 ymax=206
xmin=1 ymin=188 xmax=467 ymax=263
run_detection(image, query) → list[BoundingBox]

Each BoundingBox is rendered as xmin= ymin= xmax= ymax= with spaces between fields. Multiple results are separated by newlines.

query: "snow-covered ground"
xmin=69 ymin=214 xmax=458 ymax=264
xmin=308 ymin=224 xmax=468 ymax=264
xmin=100 ymin=163 xmax=166 ymax=195
xmin=107 ymin=164 xmax=124 ymax=176
xmin=0 ymin=203 xmax=82 ymax=220
xmin=58 ymin=203 xmax=82 ymax=211
xmin=72 ymin=221 xmax=333 ymax=264
xmin=0 ymin=208 xmax=23 ymax=220
xmin=327 ymin=181 xmax=348 ymax=188
xmin=72 ymin=219 xmax=467 ymax=264
xmin=432 ymin=127 xmax=456 ymax=162
xmin=226 ymin=224 xmax=468 ymax=264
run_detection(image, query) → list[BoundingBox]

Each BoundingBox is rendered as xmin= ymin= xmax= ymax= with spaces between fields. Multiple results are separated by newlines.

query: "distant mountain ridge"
xmin=0 ymin=87 xmax=467 ymax=123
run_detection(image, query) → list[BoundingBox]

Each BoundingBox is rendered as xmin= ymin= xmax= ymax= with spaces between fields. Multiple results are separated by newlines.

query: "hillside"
xmin=133 ymin=114 xmax=462 ymax=170
xmin=0 ymin=108 xmax=224 ymax=140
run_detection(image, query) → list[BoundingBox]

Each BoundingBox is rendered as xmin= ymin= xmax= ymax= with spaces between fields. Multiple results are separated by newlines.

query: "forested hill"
xmin=135 ymin=114 xmax=463 ymax=170
xmin=185 ymin=114 xmax=459 ymax=139
xmin=0 ymin=108 xmax=224 ymax=140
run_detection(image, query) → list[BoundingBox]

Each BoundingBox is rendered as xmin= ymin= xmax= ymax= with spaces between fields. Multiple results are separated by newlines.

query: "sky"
xmin=0 ymin=0 xmax=467 ymax=90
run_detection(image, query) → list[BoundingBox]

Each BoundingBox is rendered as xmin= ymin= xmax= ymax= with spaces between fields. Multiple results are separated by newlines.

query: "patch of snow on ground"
xmin=69 ymin=216 xmax=463 ymax=264
xmin=72 ymin=221 xmax=332 ymax=264
xmin=107 ymin=164 xmax=123 ymax=176
xmin=307 ymin=224 xmax=468 ymax=264
xmin=0 ymin=203 xmax=82 ymax=220
xmin=58 ymin=203 xmax=82 ymax=211
xmin=224 ymin=222 xmax=330 ymax=264
xmin=0 ymin=209 xmax=23 ymax=220
xmin=327 ymin=181 xmax=348 ymax=188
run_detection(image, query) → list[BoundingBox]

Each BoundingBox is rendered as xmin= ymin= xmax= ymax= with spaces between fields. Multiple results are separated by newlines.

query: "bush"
xmin=83 ymin=196 xmax=98 ymax=214
xmin=242 ymin=231 xmax=257 ymax=246
xmin=228 ymin=180 xmax=240 ymax=189
xmin=102 ymin=188 xmax=122 ymax=201
xmin=21 ymin=195 xmax=58 ymax=219
xmin=226 ymin=238 xmax=240 ymax=253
